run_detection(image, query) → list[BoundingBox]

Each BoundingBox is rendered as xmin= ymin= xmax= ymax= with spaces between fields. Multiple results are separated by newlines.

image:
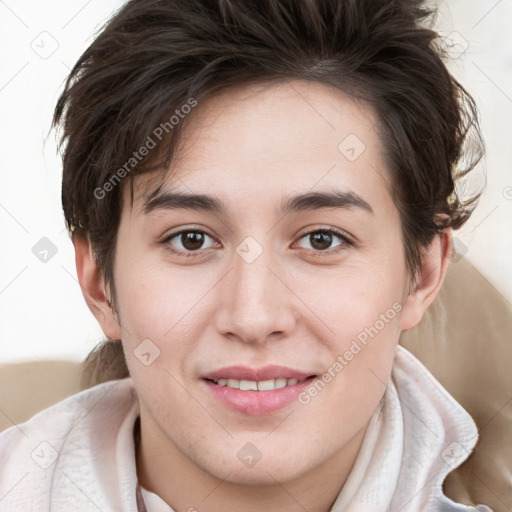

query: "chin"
xmin=200 ymin=451 xmax=311 ymax=486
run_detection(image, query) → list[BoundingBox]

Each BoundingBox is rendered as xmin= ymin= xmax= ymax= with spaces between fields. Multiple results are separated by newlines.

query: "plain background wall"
xmin=0 ymin=0 xmax=511 ymax=363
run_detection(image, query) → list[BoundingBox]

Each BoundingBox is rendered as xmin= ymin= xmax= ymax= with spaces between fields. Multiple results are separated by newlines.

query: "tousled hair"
xmin=53 ymin=0 xmax=484 ymax=388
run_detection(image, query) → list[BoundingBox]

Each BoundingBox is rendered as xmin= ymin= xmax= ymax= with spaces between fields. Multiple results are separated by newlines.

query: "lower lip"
xmin=203 ymin=377 xmax=316 ymax=415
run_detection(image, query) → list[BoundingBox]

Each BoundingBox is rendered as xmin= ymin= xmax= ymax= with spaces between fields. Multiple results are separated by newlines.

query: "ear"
xmin=400 ymin=228 xmax=453 ymax=331
xmin=72 ymin=232 xmax=122 ymax=340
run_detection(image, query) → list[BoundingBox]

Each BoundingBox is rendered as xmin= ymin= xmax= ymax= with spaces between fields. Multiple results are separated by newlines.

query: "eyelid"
xmin=295 ymin=225 xmax=353 ymax=244
xmin=161 ymin=223 xmax=216 ymax=240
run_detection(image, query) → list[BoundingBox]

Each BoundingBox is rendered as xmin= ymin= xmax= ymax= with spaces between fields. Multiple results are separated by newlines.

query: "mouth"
xmin=202 ymin=365 xmax=318 ymax=415
xmin=204 ymin=375 xmax=314 ymax=391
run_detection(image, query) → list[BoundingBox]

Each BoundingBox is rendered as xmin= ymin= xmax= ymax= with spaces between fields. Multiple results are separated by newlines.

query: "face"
xmin=110 ymin=80 xmax=411 ymax=485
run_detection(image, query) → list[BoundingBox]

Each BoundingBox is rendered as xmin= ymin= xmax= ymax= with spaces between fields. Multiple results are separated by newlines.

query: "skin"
xmin=74 ymin=80 xmax=452 ymax=512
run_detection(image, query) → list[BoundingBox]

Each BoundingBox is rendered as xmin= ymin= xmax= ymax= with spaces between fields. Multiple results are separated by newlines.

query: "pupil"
xmin=311 ymin=232 xmax=331 ymax=250
xmin=183 ymin=232 xmax=204 ymax=250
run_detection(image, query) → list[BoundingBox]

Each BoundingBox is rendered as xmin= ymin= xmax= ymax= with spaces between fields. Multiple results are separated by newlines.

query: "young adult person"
xmin=0 ymin=0 xmax=491 ymax=510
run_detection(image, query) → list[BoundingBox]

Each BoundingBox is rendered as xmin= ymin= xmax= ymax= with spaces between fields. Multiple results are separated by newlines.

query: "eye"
xmin=295 ymin=228 xmax=352 ymax=254
xmin=162 ymin=226 xmax=352 ymax=258
xmin=163 ymin=229 xmax=218 ymax=257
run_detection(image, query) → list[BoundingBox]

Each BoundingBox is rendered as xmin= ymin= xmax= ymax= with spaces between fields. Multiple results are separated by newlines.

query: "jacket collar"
xmin=330 ymin=345 xmax=486 ymax=511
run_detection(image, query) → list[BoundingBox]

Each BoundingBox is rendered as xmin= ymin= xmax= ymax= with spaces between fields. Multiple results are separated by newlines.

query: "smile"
xmin=210 ymin=377 xmax=309 ymax=391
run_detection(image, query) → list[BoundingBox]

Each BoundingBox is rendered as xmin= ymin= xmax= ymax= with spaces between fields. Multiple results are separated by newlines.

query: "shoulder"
xmin=0 ymin=378 xmax=138 ymax=511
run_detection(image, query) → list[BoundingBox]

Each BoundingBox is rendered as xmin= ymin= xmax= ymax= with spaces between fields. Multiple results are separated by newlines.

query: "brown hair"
xmin=53 ymin=0 xmax=484 ymax=389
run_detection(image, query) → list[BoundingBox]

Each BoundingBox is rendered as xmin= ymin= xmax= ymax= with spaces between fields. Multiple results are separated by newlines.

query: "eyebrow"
xmin=142 ymin=189 xmax=374 ymax=216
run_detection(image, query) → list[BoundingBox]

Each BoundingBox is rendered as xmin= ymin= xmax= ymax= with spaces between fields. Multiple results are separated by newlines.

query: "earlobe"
xmin=400 ymin=229 xmax=453 ymax=331
xmin=72 ymin=232 xmax=122 ymax=340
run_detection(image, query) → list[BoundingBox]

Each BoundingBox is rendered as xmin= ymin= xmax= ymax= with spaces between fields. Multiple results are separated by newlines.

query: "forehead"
xmin=127 ymin=80 xmax=391 ymax=215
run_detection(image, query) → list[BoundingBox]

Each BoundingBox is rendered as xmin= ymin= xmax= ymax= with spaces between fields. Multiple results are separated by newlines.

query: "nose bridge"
xmin=217 ymin=234 xmax=294 ymax=343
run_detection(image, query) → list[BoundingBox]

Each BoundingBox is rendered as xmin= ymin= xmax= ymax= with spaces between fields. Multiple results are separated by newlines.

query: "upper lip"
xmin=203 ymin=365 xmax=315 ymax=382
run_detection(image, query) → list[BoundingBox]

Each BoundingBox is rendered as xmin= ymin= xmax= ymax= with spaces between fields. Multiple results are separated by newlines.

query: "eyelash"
xmin=161 ymin=226 xmax=353 ymax=258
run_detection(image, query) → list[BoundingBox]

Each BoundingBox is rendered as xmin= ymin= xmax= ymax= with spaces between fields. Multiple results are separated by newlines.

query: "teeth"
xmin=240 ymin=380 xmax=257 ymax=391
xmin=274 ymin=378 xmax=287 ymax=389
xmin=227 ymin=378 xmax=239 ymax=389
xmin=214 ymin=377 xmax=304 ymax=391
xmin=257 ymin=379 xmax=275 ymax=391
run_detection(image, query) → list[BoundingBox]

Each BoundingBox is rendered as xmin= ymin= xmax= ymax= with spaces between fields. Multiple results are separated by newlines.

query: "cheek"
xmin=296 ymin=302 xmax=401 ymax=454
xmin=301 ymin=266 xmax=404 ymax=411
xmin=114 ymin=252 xmax=205 ymax=335
xmin=113 ymin=254 xmax=218 ymax=387
xmin=303 ymin=258 xmax=405 ymax=339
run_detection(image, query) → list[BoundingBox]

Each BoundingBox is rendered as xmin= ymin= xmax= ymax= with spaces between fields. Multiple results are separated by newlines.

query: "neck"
xmin=135 ymin=414 xmax=368 ymax=512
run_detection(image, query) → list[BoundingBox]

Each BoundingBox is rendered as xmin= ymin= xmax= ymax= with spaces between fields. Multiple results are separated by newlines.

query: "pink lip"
xmin=202 ymin=365 xmax=316 ymax=415
xmin=203 ymin=365 xmax=313 ymax=382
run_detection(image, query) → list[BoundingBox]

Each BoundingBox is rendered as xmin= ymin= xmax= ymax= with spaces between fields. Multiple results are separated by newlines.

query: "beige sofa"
xmin=1 ymin=256 xmax=511 ymax=510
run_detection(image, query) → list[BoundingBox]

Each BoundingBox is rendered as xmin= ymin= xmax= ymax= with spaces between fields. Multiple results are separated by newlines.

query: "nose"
xmin=214 ymin=237 xmax=297 ymax=345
